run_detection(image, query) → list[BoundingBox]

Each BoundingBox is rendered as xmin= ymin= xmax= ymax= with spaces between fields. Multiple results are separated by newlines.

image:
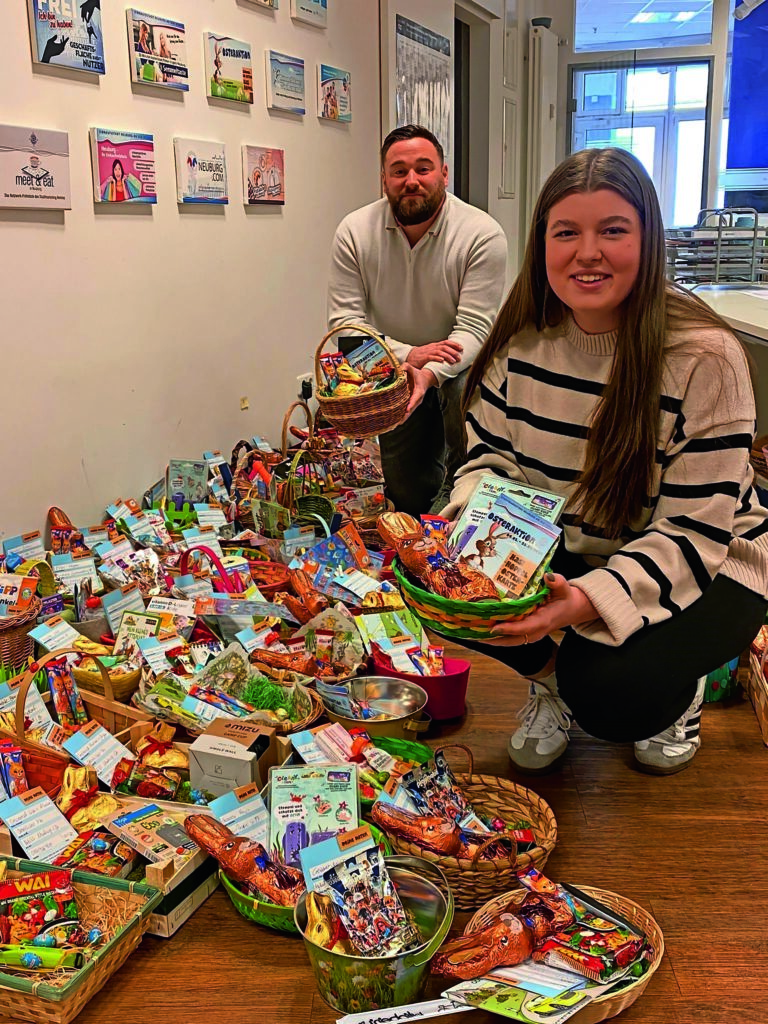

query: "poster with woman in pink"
xmin=89 ymin=128 xmax=157 ymax=204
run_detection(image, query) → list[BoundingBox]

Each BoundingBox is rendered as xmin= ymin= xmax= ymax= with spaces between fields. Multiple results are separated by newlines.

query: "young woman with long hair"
xmin=443 ymin=147 xmax=768 ymax=775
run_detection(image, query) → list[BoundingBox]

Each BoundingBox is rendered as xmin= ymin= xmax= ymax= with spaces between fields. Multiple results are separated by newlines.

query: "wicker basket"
xmin=392 ymin=559 xmax=549 ymax=641
xmin=314 ymin=325 xmax=410 ymax=438
xmin=11 ymin=650 xmax=152 ymax=739
xmin=246 ymin=560 xmax=291 ymax=600
xmin=0 ymin=596 xmax=42 ymax=671
xmin=465 ymin=885 xmax=664 ymax=1024
xmin=379 ymin=747 xmax=557 ymax=911
xmin=70 ymin=653 xmax=142 ymax=703
xmin=0 ymin=856 xmax=161 ymax=1024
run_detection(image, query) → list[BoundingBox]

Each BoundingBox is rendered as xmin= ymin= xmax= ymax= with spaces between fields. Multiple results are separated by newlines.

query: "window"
xmin=574 ymin=0 xmax=714 ymax=53
xmin=570 ymin=61 xmax=711 ymax=227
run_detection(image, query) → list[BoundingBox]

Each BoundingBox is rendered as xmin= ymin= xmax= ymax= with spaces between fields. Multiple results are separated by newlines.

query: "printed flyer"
xmin=27 ymin=0 xmax=106 ymax=74
xmin=265 ymin=50 xmax=305 ymax=114
xmin=0 ymin=124 xmax=71 ymax=210
xmin=126 ymin=8 xmax=189 ymax=91
xmin=242 ymin=146 xmax=285 ymax=205
xmin=173 ymin=138 xmax=228 ymax=204
xmin=89 ymin=128 xmax=156 ymax=204
xmin=317 ymin=64 xmax=351 ymax=122
xmin=205 ymin=34 xmax=253 ymax=104
xmin=291 ymin=0 xmax=327 ymax=28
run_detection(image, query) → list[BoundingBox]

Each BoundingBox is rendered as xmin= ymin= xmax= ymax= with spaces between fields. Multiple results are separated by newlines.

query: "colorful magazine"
xmin=89 ymin=128 xmax=156 ymax=204
xmin=173 ymin=138 xmax=228 ymax=204
xmin=317 ymin=64 xmax=351 ymax=122
xmin=452 ymin=493 xmax=561 ymax=599
xmin=265 ymin=50 xmax=305 ymax=114
xmin=204 ymin=34 xmax=253 ymax=104
xmin=0 ymin=124 xmax=71 ymax=210
xmin=291 ymin=0 xmax=327 ymax=28
xmin=27 ymin=0 xmax=105 ymax=74
xmin=242 ymin=145 xmax=285 ymax=205
xmin=126 ymin=8 xmax=189 ymax=91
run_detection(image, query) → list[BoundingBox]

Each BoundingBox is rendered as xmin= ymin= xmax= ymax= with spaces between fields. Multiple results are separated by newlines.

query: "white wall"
xmin=0 ymin=0 xmax=380 ymax=538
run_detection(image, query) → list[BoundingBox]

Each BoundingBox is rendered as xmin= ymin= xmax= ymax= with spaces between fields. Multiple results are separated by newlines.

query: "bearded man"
xmin=327 ymin=125 xmax=508 ymax=516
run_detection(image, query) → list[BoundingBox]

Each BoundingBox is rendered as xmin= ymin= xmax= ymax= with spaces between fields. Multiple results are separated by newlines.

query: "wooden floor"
xmin=74 ymin=642 xmax=768 ymax=1024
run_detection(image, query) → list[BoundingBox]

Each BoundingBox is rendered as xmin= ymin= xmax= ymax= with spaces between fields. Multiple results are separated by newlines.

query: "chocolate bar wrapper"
xmin=0 ymin=745 xmax=29 ymax=798
xmin=533 ymin=925 xmax=648 ymax=984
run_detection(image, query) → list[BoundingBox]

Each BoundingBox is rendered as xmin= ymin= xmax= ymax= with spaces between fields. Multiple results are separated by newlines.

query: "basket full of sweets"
xmin=314 ymin=325 xmax=410 ymax=438
xmin=0 ymin=858 xmax=161 ymax=1024
xmin=435 ymin=868 xmax=663 ymax=1023
xmin=369 ymin=745 xmax=557 ymax=910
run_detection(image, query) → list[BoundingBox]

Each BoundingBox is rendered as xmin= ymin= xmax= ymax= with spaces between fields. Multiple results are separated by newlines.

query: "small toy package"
xmin=0 ymin=869 xmax=82 ymax=947
xmin=400 ymin=748 xmax=488 ymax=834
xmin=53 ymin=829 xmax=140 ymax=879
xmin=314 ymin=844 xmax=419 ymax=956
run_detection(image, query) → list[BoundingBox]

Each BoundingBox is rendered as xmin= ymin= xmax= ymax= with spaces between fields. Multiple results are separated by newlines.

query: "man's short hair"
xmin=380 ymin=125 xmax=444 ymax=168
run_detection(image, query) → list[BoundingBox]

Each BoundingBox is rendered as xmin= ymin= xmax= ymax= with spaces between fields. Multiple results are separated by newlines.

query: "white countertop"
xmin=695 ymin=285 xmax=768 ymax=344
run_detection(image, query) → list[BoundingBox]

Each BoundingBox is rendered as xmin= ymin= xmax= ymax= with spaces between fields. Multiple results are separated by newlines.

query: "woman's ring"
xmin=523 ymin=633 xmax=529 ymax=645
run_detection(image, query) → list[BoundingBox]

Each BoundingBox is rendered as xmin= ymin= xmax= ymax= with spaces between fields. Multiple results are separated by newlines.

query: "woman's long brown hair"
xmin=464 ymin=147 xmax=751 ymax=539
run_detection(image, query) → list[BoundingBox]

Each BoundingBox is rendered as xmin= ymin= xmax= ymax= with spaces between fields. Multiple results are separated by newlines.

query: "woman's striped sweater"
xmin=444 ymin=315 xmax=768 ymax=646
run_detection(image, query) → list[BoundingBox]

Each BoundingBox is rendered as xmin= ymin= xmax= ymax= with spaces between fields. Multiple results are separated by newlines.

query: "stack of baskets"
xmin=378 ymin=747 xmax=557 ymax=910
xmin=314 ymin=325 xmax=410 ymax=439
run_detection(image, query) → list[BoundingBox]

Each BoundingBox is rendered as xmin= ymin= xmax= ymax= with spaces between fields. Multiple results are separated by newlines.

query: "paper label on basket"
xmin=50 ymin=555 xmax=100 ymax=596
xmin=291 ymin=730 xmax=328 ymax=764
xmin=95 ymin=538 xmax=135 ymax=562
xmin=209 ymin=785 xmax=269 ymax=845
xmin=0 ymin=677 xmax=54 ymax=735
xmin=182 ymin=528 xmax=224 ymax=559
xmin=204 ymin=450 xmax=227 ymax=466
xmin=336 ymin=999 xmax=474 ymax=1024
xmin=62 ymin=721 xmax=136 ymax=787
xmin=2 ymin=532 xmax=45 ymax=561
xmin=174 ymin=574 xmax=214 ymax=599
xmin=0 ymin=788 xmax=78 ymax=863
xmin=194 ymin=504 xmax=229 ymax=532
xmin=101 ymin=584 xmax=147 ymax=634
xmin=332 ymin=569 xmax=382 ymax=601
xmin=79 ymin=525 xmax=109 ymax=551
xmin=136 ymin=636 xmax=178 ymax=675
xmin=299 ymin=825 xmax=375 ymax=890
xmin=30 ymin=616 xmax=82 ymax=651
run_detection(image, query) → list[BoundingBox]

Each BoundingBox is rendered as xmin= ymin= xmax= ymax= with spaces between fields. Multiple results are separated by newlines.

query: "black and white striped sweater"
xmin=444 ymin=315 xmax=768 ymax=646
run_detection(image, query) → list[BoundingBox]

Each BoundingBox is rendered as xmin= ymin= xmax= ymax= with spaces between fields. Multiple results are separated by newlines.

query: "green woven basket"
xmin=392 ymin=559 xmax=550 ymax=641
xmin=220 ymin=827 xmax=393 ymax=933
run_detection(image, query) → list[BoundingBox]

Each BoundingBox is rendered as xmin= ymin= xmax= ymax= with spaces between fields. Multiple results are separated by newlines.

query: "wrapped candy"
xmin=134 ymin=723 xmax=189 ymax=771
xmin=55 ymin=765 xmax=120 ymax=833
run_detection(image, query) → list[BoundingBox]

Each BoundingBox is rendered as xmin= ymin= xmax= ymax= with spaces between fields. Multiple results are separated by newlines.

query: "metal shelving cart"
xmin=666 ymin=208 xmax=768 ymax=285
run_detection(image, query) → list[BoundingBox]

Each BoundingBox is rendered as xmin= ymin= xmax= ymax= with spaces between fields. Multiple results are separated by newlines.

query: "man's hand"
xmin=399 ymin=364 xmax=437 ymax=421
xmin=485 ymin=574 xmax=599 ymax=646
xmin=406 ymin=341 xmax=463 ymax=370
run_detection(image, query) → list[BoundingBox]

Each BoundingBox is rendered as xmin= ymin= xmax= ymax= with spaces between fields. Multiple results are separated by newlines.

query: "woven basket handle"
xmin=438 ymin=743 xmax=475 ymax=775
xmin=281 ymin=401 xmax=314 ymax=458
xmin=14 ymin=647 xmax=116 ymax=735
xmin=314 ymin=324 xmax=400 ymax=389
xmin=470 ymin=832 xmax=519 ymax=869
xmin=178 ymin=545 xmax=240 ymax=594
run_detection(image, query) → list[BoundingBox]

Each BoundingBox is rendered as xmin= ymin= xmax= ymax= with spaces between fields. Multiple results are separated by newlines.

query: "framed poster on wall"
xmin=242 ymin=146 xmax=285 ymax=205
xmin=317 ymin=64 xmax=351 ymax=122
xmin=291 ymin=0 xmax=327 ymax=28
xmin=395 ymin=15 xmax=451 ymax=172
xmin=174 ymin=139 xmax=228 ymax=204
xmin=126 ymin=9 xmax=189 ymax=91
xmin=205 ymin=34 xmax=253 ymax=104
xmin=27 ymin=0 xmax=106 ymax=74
xmin=265 ymin=50 xmax=306 ymax=114
xmin=0 ymin=125 xmax=71 ymax=210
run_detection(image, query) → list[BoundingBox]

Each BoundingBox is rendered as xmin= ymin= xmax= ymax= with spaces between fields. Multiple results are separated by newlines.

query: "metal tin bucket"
xmin=295 ymin=856 xmax=454 ymax=1014
xmin=321 ymin=676 xmax=430 ymax=739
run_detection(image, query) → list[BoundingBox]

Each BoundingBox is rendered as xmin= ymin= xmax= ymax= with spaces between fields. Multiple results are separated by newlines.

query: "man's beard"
xmin=387 ymin=180 xmax=446 ymax=226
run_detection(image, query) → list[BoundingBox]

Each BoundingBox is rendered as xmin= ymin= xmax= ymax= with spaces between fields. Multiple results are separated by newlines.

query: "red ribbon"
xmin=62 ymin=785 xmax=99 ymax=821
xmin=138 ymin=737 xmax=173 ymax=760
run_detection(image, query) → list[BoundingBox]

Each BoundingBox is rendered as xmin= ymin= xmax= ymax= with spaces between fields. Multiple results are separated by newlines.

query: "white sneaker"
xmin=508 ymin=680 xmax=571 ymax=774
xmin=634 ymin=677 xmax=705 ymax=775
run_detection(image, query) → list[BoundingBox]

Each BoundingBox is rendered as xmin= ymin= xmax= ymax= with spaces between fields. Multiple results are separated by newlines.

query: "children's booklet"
xmin=27 ymin=0 xmax=106 ymax=74
xmin=444 ymin=962 xmax=618 ymax=1023
xmin=126 ymin=8 xmax=189 ymax=91
xmin=205 ymin=34 xmax=253 ymax=103
xmin=269 ymin=764 xmax=358 ymax=868
xmin=168 ymin=460 xmax=208 ymax=506
xmin=173 ymin=138 xmax=228 ymax=204
xmin=451 ymin=474 xmax=566 ymax=555
xmin=452 ymin=493 xmax=561 ymax=599
xmin=346 ymin=338 xmax=390 ymax=377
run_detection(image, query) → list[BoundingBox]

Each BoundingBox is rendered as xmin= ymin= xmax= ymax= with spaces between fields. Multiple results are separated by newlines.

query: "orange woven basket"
xmin=0 ymin=597 xmax=42 ymax=672
xmin=314 ymin=325 xmax=410 ymax=438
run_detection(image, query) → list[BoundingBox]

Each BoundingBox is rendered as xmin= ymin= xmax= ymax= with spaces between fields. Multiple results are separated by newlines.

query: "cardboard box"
xmin=146 ymin=856 xmax=220 ymax=938
xmin=189 ymin=722 xmax=276 ymax=797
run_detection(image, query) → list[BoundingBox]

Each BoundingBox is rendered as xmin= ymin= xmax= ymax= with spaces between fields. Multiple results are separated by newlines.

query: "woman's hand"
xmin=485 ymin=573 xmax=599 ymax=646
